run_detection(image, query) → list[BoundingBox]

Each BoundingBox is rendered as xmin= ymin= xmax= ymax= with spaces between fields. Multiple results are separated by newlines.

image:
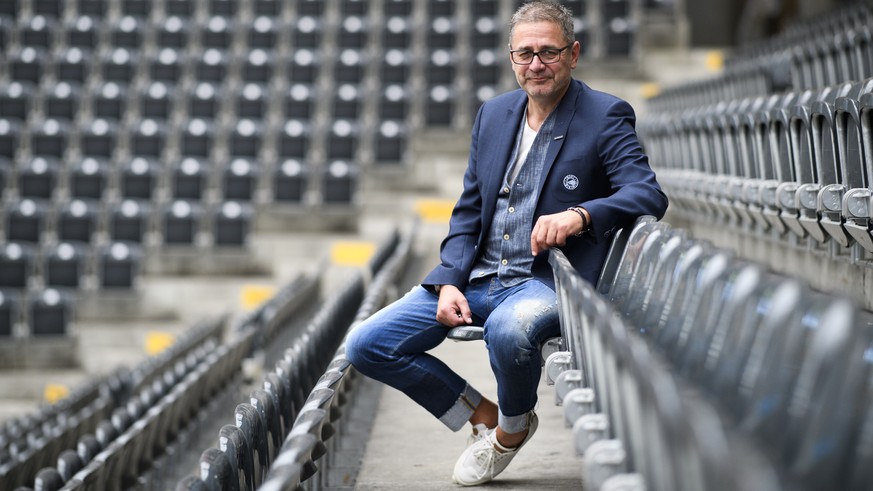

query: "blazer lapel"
xmin=537 ymin=80 xmax=583 ymax=197
xmin=480 ymin=93 xmax=528 ymax=222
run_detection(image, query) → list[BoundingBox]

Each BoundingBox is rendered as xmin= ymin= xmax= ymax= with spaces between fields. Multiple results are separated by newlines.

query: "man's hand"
xmin=530 ymin=209 xmax=586 ymax=256
xmin=436 ymin=284 xmax=473 ymax=327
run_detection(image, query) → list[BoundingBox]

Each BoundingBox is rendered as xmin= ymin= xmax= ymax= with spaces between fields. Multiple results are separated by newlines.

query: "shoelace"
xmin=470 ymin=434 xmax=512 ymax=480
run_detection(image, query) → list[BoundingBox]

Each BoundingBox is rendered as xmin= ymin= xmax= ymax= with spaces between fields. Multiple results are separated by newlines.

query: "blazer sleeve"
xmin=581 ymin=99 xmax=668 ymax=240
xmin=420 ymin=107 xmax=485 ymax=291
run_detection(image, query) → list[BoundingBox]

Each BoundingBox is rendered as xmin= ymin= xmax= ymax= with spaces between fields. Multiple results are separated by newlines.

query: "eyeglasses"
xmin=509 ymin=44 xmax=573 ymax=65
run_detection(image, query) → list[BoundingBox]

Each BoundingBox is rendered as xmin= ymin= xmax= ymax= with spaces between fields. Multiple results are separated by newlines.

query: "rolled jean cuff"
xmin=499 ymin=410 xmax=532 ymax=435
xmin=439 ymin=384 xmax=483 ymax=432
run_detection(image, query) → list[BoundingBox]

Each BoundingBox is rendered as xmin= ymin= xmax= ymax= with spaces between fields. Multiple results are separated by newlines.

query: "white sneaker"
xmin=452 ymin=412 xmax=539 ymax=486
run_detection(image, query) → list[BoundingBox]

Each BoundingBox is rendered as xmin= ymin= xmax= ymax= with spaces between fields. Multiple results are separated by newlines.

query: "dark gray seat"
xmin=68 ymin=157 xmax=109 ymax=206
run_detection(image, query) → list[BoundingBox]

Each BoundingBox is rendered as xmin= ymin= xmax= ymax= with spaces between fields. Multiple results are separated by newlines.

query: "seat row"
xmin=638 ymin=76 xmax=873 ymax=256
xmin=547 ymin=217 xmax=873 ymax=490
xmin=0 ymin=315 xmax=227 ymax=489
xmin=647 ymin=2 xmax=873 ymax=113
xmin=176 ymin=226 xmax=414 ymax=490
xmin=2 ymin=198 xmax=254 ymax=247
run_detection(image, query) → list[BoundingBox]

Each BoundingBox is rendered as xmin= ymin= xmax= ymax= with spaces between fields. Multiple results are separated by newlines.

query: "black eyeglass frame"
xmin=508 ymin=43 xmax=574 ymax=65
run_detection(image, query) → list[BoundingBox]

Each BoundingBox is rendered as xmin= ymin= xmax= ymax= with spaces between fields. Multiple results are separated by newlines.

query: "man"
xmin=346 ymin=0 xmax=667 ymax=485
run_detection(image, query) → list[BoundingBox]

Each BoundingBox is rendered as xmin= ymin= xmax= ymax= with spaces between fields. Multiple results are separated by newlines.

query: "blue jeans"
xmin=345 ymin=276 xmax=560 ymax=434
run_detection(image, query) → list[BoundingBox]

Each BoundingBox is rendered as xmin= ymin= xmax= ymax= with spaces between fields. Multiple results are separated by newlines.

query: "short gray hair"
xmin=508 ymin=1 xmax=576 ymax=48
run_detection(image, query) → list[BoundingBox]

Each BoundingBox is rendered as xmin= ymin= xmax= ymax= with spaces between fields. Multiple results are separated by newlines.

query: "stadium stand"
xmin=5 ymin=0 xmax=873 ymax=490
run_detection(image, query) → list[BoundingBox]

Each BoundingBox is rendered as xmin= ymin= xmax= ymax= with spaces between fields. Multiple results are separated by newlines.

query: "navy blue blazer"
xmin=422 ymin=79 xmax=668 ymax=290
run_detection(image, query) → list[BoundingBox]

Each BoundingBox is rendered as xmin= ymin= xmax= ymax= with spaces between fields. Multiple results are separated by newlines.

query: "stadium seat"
xmin=273 ymin=158 xmax=307 ymax=202
xmin=254 ymin=0 xmax=283 ymax=16
xmin=195 ymin=49 xmax=230 ymax=84
xmin=18 ymin=157 xmax=60 ymax=199
xmin=147 ymin=49 xmax=185 ymax=84
xmin=197 ymin=447 xmax=238 ymax=491
xmin=200 ymin=16 xmax=235 ymax=50
xmin=77 ymin=434 xmax=103 ymax=464
xmin=427 ymin=16 xmax=457 ymax=49
xmin=331 ymin=83 xmax=364 ymax=119
xmin=338 ymin=15 xmax=369 ymax=48
xmin=180 ymin=119 xmax=215 ymax=158
xmin=228 ymin=120 xmax=263 ymax=158
xmin=79 ymin=119 xmax=118 ymax=158
xmin=9 ymin=47 xmax=46 ymax=84
xmin=108 ymin=199 xmax=151 ymax=243
xmin=333 ymin=49 xmax=368 ymax=83
xmin=91 ymin=82 xmax=128 ymax=121
xmin=810 ymin=82 xmax=853 ymax=245
xmin=186 ymin=83 xmax=222 ymax=120
xmin=64 ymin=16 xmax=99 ymax=49
xmin=5 ymin=199 xmax=47 ymax=243
xmin=379 ymin=84 xmax=409 ymax=120
xmin=322 ymin=160 xmax=357 ymax=203
xmin=472 ymin=49 xmax=501 ymax=87
xmin=603 ymin=6 xmax=635 ymax=57
xmin=382 ymin=15 xmax=412 ymax=48
xmin=240 ymin=48 xmax=275 ymax=84
xmin=98 ymin=242 xmax=140 ymax=289
xmin=326 ymin=120 xmax=359 ymax=160
xmin=380 ymin=49 xmax=411 ymax=84
xmin=835 ymin=80 xmax=873 ymax=251
xmin=155 ymin=16 xmax=189 ymax=48
xmin=222 ymin=158 xmax=258 ymax=200
xmin=426 ymin=49 xmax=457 ymax=85
xmin=161 ymin=199 xmax=202 ymax=245
xmin=0 ymin=242 xmax=33 ymax=289
xmin=56 ymin=199 xmax=99 ymax=244
xmin=425 ymin=84 xmax=454 ymax=126
xmin=263 ymin=371 xmax=294 ymax=434
xmin=56 ymin=449 xmax=85 ymax=483
xmin=69 ymin=157 xmax=110 ymax=200
xmin=129 ymin=119 xmax=167 ymax=157
xmin=283 ymin=83 xmax=317 ymax=120
xmin=139 ymin=82 xmax=175 ymax=120
xmin=110 ymin=15 xmax=145 ymax=49
xmin=28 ymin=288 xmax=73 ymax=337
xmin=42 ymin=82 xmax=81 ymax=121
xmin=170 ymin=157 xmax=209 ymax=200
xmin=34 ymin=467 xmax=65 ymax=491
xmin=472 ymin=16 xmax=500 ymax=48
xmin=212 ymin=201 xmax=252 ymax=246
xmin=29 ymin=119 xmax=70 ymax=159
xmin=250 ymin=389 xmax=283 ymax=460
xmin=286 ymin=49 xmax=320 ymax=84
xmin=292 ymin=16 xmax=322 ymax=49
xmin=43 ymin=242 xmax=86 ymax=290
xmin=0 ymin=82 xmax=33 ymax=121
xmin=217 ymin=424 xmax=254 ymax=491
xmin=277 ymin=120 xmax=311 ymax=158
xmin=99 ymin=48 xmax=139 ymax=84
xmin=247 ymin=16 xmax=279 ymax=50
xmin=374 ymin=120 xmax=408 ymax=164
xmin=119 ymin=157 xmax=160 ymax=200
xmin=234 ymin=84 xmax=268 ymax=120
xmin=234 ymin=403 xmax=269 ymax=487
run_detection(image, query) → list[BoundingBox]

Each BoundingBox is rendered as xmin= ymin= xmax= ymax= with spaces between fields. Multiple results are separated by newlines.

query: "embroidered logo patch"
xmin=563 ymin=174 xmax=579 ymax=191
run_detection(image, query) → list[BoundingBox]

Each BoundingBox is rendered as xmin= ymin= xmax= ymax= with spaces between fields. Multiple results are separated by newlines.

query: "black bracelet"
xmin=568 ymin=207 xmax=587 ymax=236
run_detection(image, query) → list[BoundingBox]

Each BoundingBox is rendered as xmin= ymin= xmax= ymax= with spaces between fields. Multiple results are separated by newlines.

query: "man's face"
xmin=509 ymin=21 xmax=579 ymax=104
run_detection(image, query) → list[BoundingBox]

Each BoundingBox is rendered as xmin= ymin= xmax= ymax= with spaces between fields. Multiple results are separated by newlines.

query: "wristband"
xmin=568 ymin=207 xmax=588 ymax=236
